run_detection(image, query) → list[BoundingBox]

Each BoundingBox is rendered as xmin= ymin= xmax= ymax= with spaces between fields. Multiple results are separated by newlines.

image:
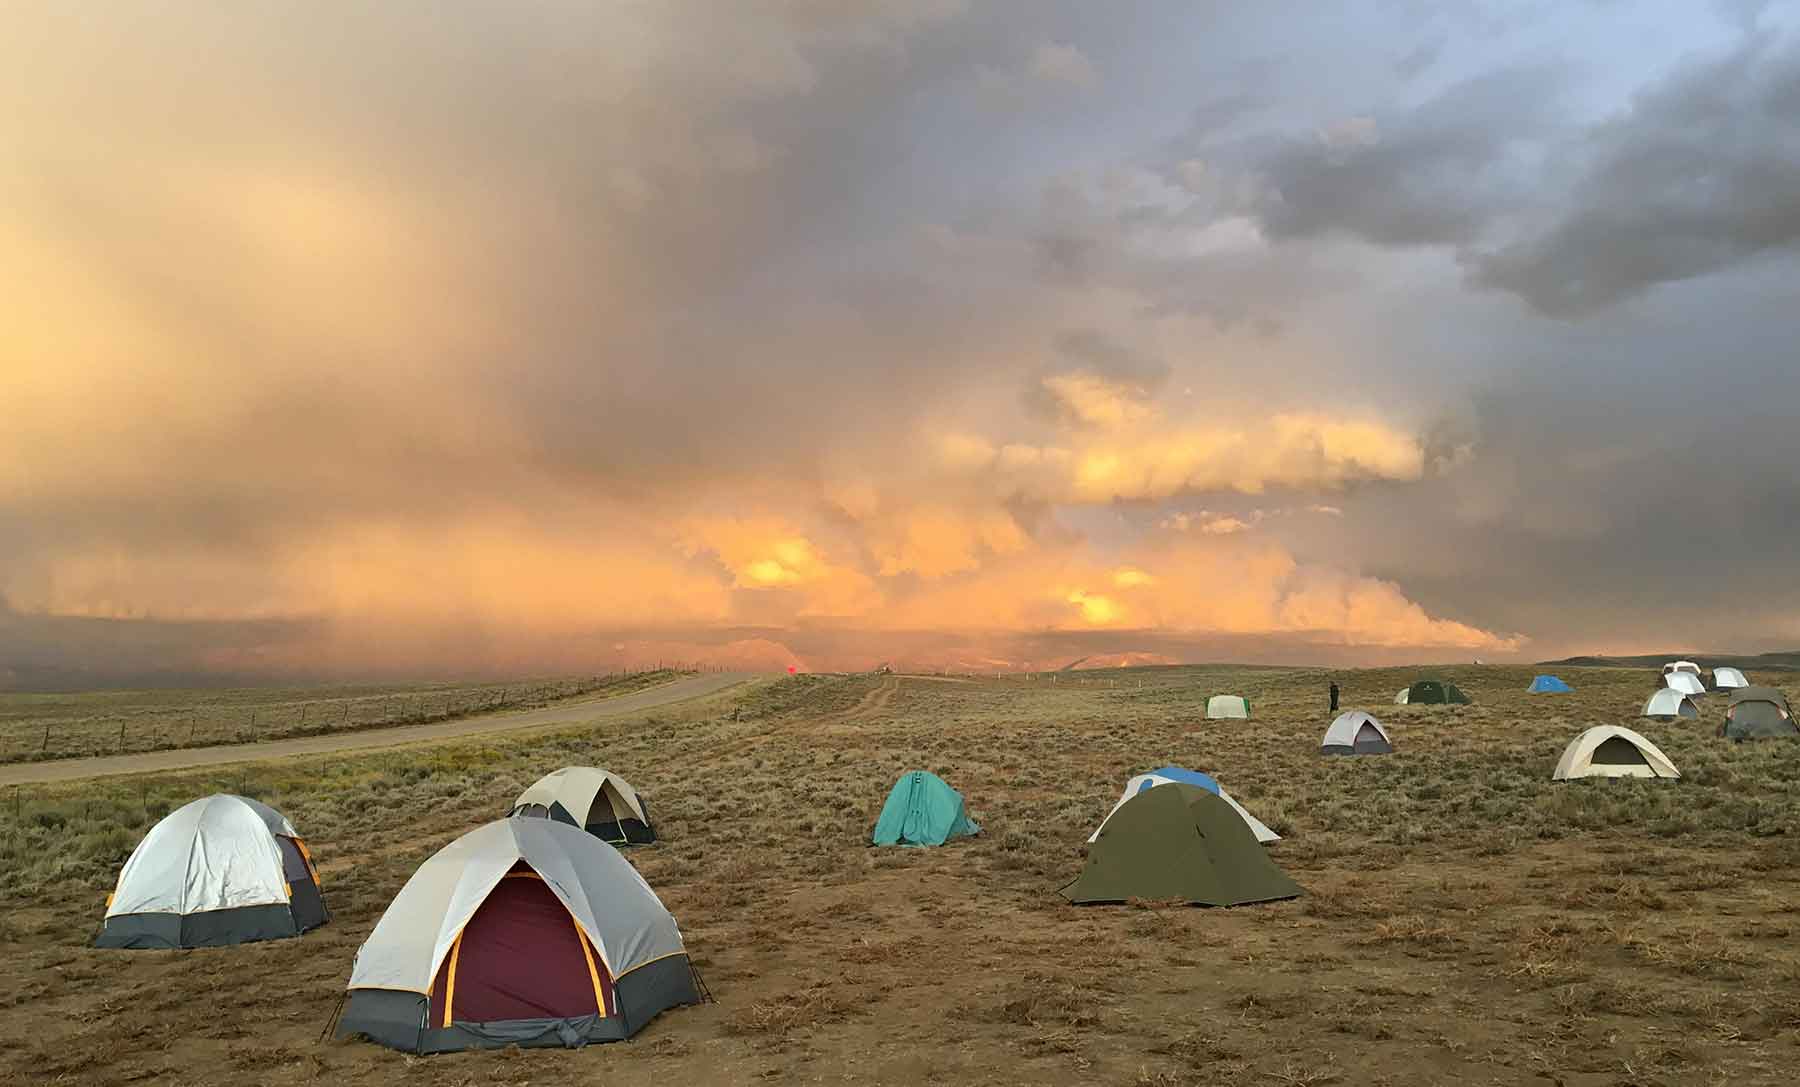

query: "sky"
xmin=5 ymin=1 xmax=1800 ymax=685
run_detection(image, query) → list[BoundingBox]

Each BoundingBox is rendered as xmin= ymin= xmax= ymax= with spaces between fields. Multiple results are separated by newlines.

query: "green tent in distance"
xmin=1405 ymin=679 xmax=1472 ymax=705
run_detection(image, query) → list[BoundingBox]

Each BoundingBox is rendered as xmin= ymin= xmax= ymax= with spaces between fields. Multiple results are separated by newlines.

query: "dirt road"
xmin=0 ymin=672 xmax=752 ymax=786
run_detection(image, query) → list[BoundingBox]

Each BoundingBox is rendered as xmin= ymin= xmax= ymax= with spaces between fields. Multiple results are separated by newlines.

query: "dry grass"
xmin=1 ymin=663 xmax=1799 ymax=1084
xmin=0 ymin=670 xmax=682 ymax=764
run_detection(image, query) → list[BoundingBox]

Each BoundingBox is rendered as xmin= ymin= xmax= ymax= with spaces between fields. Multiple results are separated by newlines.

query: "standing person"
xmin=1329 ymin=680 xmax=1340 ymax=713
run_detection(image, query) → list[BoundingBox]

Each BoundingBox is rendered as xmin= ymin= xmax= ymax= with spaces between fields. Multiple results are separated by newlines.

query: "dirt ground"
xmin=4 ymin=664 xmax=1799 ymax=1086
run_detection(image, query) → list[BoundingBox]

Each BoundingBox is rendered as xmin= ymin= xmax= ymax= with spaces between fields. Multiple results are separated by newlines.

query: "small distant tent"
xmin=1205 ymin=695 xmax=1251 ymax=720
xmin=1088 ymin=768 xmax=1279 ymax=844
xmin=1663 ymin=672 xmax=1706 ymax=697
xmin=1321 ymin=711 xmax=1393 ymax=755
xmin=97 ymin=795 xmax=328 ymax=949
xmin=1641 ymin=688 xmax=1699 ymax=721
xmin=1062 ymin=784 xmax=1301 ymax=907
xmin=1553 ymin=726 xmax=1680 ymax=780
xmin=511 ymin=767 xmax=654 ymax=845
xmin=1529 ymin=675 xmax=1573 ymax=694
xmin=1712 ymin=667 xmax=1750 ymax=690
xmin=1405 ymin=680 xmax=1471 ymax=705
xmin=871 ymin=771 xmax=979 ymax=846
xmin=1662 ymin=661 xmax=1702 ymax=676
xmin=1720 ymin=687 xmax=1798 ymax=741
xmin=1393 ymin=688 xmax=1410 ymax=704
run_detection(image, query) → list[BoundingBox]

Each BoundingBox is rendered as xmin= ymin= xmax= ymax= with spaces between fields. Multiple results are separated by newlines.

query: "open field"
xmin=3 ymin=664 xmax=1799 ymax=1085
xmin=0 ymin=670 xmax=683 ymax=765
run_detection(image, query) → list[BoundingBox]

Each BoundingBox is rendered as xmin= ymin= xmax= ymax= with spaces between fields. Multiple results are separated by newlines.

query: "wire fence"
xmin=0 ymin=668 xmax=695 ymax=765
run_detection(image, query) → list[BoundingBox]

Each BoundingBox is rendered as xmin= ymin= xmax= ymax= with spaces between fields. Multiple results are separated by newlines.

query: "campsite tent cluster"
xmin=98 ymin=769 xmax=701 ymax=1053
xmin=1640 ymin=660 xmax=1797 ymax=740
xmin=90 ymin=661 xmax=1793 ymax=1057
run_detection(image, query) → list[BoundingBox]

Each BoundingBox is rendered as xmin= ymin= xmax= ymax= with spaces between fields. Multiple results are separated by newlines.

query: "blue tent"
xmin=1529 ymin=674 xmax=1573 ymax=694
xmin=1139 ymin=767 xmax=1221 ymax=795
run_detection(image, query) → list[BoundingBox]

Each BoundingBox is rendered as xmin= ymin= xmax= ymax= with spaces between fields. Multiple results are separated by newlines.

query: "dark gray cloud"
xmin=1470 ymin=35 xmax=1800 ymax=315
xmin=1249 ymin=64 xmax=1569 ymax=247
xmin=1308 ymin=293 xmax=1800 ymax=655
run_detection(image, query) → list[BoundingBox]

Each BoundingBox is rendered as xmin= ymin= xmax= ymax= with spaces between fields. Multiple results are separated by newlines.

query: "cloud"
xmin=1061 ymin=414 xmax=1426 ymax=501
xmin=16 ymin=2 xmax=1799 ymax=681
xmin=1040 ymin=372 xmax=1159 ymax=429
xmin=1250 ymin=66 xmax=1568 ymax=246
xmin=1030 ymin=42 xmax=1100 ymax=90
xmin=1469 ymin=35 xmax=1800 ymax=315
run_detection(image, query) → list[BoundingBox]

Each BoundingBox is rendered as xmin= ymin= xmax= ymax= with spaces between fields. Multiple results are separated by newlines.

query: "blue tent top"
xmin=1529 ymin=674 xmax=1573 ymax=693
xmin=1140 ymin=767 xmax=1222 ymax=795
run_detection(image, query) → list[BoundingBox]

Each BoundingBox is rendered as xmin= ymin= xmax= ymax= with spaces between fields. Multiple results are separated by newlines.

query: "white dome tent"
xmin=96 ymin=794 xmax=328 ymax=949
xmin=1642 ymin=688 xmax=1699 ymax=721
xmin=1712 ymin=667 xmax=1750 ymax=690
xmin=511 ymin=767 xmax=655 ymax=845
xmin=1321 ymin=711 xmax=1393 ymax=755
xmin=1205 ymin=694 xmax=1250 ymax=720
xmin=1554 ymin=726 xmax=1680 ymax=780
xmin=1393 ymin=688 xmax=1410 ymax=705
xmin=338 ymin=818 xmax=698 ymax=1053
xmin=1663 ymin=672 xmax=1706 ymax=698
xmin=1662 ymin=661 xmax=1702 ymax=677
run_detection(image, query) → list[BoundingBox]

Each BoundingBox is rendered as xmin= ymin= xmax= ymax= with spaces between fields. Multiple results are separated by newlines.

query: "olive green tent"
xmin=1720 ymin=687 xmax=1797 ymax=741
xmin=871 ymin=771 xmax=979 ymax=846
xmin=1405 ymin=680 xmax=1471 ymax=705
xmin=1060 ymin=784 xmax=1301 ymax=907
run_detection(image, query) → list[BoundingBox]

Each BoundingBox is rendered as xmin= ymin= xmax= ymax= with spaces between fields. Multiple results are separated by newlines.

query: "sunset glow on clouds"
xmin=6 ymin=3 xmax=1800 ymax=683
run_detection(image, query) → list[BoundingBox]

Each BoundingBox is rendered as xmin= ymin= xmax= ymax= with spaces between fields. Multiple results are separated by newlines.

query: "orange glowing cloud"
xmin=928 ymin=412 xmax=1425 ymax=507
xmin=1039 ymin=371 xmax=1157 ymax=429
xmin=0 ymin=4 xmax=1521 ymax=680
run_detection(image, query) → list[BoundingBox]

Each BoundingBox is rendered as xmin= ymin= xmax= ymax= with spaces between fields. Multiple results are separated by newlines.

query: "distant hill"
xmin=1539 ymin=650 xmax=1800 ymax=671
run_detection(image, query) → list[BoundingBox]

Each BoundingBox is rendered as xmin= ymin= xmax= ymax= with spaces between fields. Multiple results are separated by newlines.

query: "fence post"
xmin=118 ymin=719 xmax=127 ymax=753
xmin=42 ymin=721 xmax=52 ymax=755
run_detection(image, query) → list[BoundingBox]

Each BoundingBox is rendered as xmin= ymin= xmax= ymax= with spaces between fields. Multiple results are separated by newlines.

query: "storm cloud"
xmin=3 ymin=2 xmax=1798 ymax=683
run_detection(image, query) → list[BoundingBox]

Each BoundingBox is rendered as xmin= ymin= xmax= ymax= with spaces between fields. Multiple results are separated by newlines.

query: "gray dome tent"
xmin=1663 ymin=671 xmax=1706 ymax=698
xmin=1720 ymin=687 xmax=1797 ymax=741
xmin=1641 ymin=689 xmax=1699 ymax=721
xmin=1321 ymin=711 xmax=1393 ymax=755
xmin=96 ymin=794 xmax=328 ymax=949
xmin=338 ymin=818 xmax=698 ymax=1053
xmin=1712 ymin=667 xmax=1750 ymax=690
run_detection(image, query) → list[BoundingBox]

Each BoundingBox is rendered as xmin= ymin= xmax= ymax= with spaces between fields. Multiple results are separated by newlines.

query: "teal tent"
xmin=871 ymin=771 xmax=979 ymax=846
xmin=1528 ymin=675 xmax=1573 ymax=694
